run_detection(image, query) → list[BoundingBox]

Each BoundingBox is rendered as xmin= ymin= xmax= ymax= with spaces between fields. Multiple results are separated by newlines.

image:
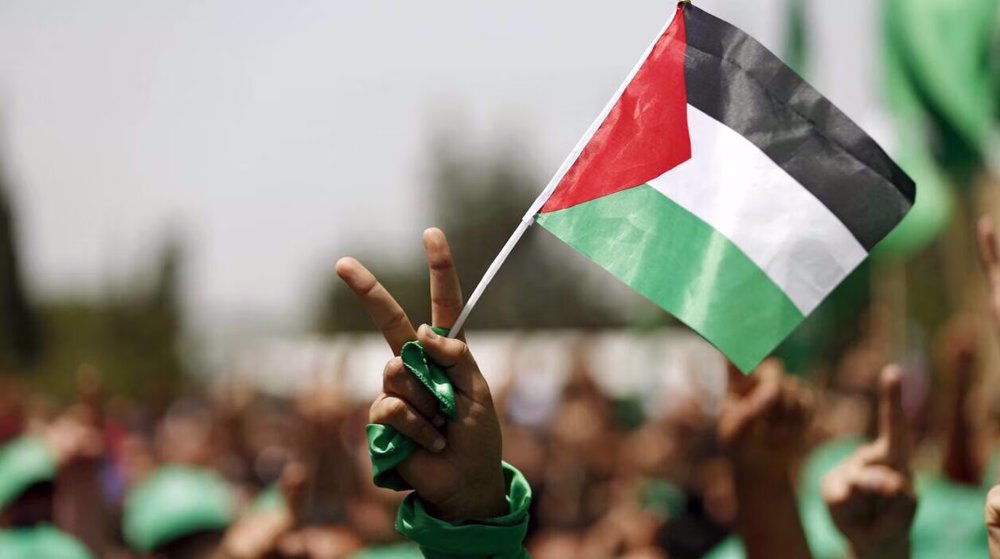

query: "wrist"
xmin=852 ymin=537 xmax=910 ymax=559
xmin=431 ymin=463 xmax=508 ymax=521
xmin=397 ymin=462 xmax=532 ymax=558
xmin=733 ymin=465 xmax=793 ymax=496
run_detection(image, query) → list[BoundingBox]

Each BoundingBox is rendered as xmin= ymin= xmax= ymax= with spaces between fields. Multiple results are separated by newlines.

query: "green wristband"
xmin=368 ymin=326 xmax=456 ymax=490
xmin=395 ymin=462 xmax=532 ymax=559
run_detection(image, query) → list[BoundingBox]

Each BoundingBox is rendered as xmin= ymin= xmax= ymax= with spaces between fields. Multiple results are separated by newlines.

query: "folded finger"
xmin=382 ymin=357 xmax=446 ymax=425
xmin=369 ymin=395 xmax=446 ymax=453
xmin=417 ymin=324 xmax=485 ymax=398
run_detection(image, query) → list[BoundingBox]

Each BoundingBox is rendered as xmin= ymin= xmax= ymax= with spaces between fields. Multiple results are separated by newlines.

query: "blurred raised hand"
xmin=718 ymin=359 xmax=815 ymax=559
xmin=47 ymin=365 xmax=108 ymax=555
xmin=822 ymin=365 xmax=915 ymax=559
xmin=336 ymin=228 xmax=506 ymax=521
xmin=221 ymin=462 xmax=307 ymax=559
xmin=936 ymin=316 xmax=981 ymax=485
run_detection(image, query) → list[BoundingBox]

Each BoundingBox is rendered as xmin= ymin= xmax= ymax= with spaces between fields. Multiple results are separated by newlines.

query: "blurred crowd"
xmin=3 ymin=220 xmax=1000 ymax=559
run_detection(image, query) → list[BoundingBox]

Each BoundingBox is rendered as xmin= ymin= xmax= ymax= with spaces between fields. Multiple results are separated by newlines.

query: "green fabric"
xmin=369 ymin=326 xmax=455 ymax=490
xmin=782 ymin=0 xmax=808 ymax=76
xmin=884 ymin=0 xmax=999 ymax=176
xmin=396 ymin=462 xmax=531 ymax=559
xmin=368 ymin=424 xmax=419 ymax=491
xmin=871 ymin=143 xmax=954 ymax=259
xmin=911 ymin=477 xmax=989 ymax=559
xmin=400 ymin=330 xmax=456 ymax=420
xmin=637 ymin=478 xmax=685 ymax=521
xmin=123 ymin=465 xmax=235 ymax=552
xmin=535 ymin=185 xmax=805 ymax=373
xmin=0 ymin=525 xmax=93 ymax=559
xmin=703 ymin=536 xmax=744 ymax=559
xmin=878 ymin=0 xmax=998 ymax=258
xmin=348 ymin=543 xmax=423 ymax=559
xmin=0 ymin=435 xmax=57 ymax=512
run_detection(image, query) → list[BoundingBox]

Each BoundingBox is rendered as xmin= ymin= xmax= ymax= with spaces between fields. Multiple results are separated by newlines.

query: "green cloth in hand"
xmin=396 ymin=462 xmax=531 ymax=559
xmin=368 ymin=326 xmax=455 ymax=490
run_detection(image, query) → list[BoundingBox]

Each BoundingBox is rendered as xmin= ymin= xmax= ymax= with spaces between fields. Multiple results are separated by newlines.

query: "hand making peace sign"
xmin=335 ymin=228 xmax=507 ymax=521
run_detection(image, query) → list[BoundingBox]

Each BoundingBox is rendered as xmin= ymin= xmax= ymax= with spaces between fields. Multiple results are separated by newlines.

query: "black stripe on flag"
xmin=682 ymin=4 xmax=914 ymax=251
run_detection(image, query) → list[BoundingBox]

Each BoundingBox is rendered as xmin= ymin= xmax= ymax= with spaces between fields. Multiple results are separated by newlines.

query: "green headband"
xmin=0 ymin=436 xmax=57 ymax=513
xmin=123 ymin=465 xmax=235 ymax=552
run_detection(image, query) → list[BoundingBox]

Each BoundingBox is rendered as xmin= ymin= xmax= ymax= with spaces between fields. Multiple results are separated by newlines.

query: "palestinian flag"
xmin=533 ymin=2 xmax=914 ymax=372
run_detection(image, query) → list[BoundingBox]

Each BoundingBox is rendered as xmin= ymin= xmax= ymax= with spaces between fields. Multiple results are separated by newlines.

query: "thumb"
xmin=417 ymin=324 xmax=485 ymax=398
xmin=876 ymin=364 xmax=909 ymax=466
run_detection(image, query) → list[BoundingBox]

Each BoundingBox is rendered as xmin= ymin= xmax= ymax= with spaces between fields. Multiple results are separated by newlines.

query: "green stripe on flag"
xmin=536 ymin=185 xmax=805 ymax=372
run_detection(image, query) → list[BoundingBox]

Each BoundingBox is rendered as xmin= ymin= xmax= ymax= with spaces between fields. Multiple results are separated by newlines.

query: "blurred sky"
xmin=0 ymin=0 xmax=882 ymax=333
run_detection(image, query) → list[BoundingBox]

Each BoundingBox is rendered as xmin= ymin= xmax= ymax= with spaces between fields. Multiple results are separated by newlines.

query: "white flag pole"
xmin=446 ymin=11 xmax=679 ymax=338
xmin=447 ymin=216 xmax=533 ymax=338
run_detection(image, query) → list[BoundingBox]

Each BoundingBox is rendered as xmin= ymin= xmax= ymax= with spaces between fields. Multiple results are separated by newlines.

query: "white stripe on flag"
xmin=648 ymin=104 xmax=867 ymax=315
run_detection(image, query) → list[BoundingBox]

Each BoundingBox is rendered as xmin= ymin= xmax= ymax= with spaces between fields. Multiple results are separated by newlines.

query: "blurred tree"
xmin=316 ymin=129 xmax=633 ymax=332
xmin=0 ymin=157 xmax=41 ymax=371
xmin=33 ymin=235 xmax=188 ymax=399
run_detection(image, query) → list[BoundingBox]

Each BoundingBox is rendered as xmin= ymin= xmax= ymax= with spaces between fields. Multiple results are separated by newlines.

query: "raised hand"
xmin=718 ymin=359 xmax=814 ymax=559
xmin=719 ymin=359 xmax=814 ymax=471
xmin=220 ymin=462 xmax=307 ymax=559
xmin=822 ymin=365 xmax=916 ymax=559
xmin=336 ymin=228 xmax=506 ymax=521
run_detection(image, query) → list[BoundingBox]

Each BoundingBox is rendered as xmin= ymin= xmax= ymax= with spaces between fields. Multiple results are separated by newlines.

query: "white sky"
xmin=0 ymin=0 xmax=880 ymax=332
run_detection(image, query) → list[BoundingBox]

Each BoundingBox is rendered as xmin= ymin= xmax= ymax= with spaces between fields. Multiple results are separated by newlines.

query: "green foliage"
xmin=0 ymin=169 xmax=40 ymax=371
xmin=31 ymin=237 xmax=187 ymax=399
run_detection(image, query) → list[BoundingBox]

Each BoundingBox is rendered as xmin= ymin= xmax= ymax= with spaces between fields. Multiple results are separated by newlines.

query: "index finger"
xmin=423 ymin=228 xmax=464 ymax=335
xmin=335 ymin=257 xmax=417 ymax=355
xmin=877 ymin=364 xmax=909 ymax=465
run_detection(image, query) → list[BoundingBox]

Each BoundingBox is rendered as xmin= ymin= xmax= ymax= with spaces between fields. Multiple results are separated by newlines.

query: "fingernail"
xmin=432 ymin=438 xmax=446 ymax=453
xmin=421 ymin=324 xmax=438 ymax=340
xmin=432 ymin=415 xmax=446 ymax=428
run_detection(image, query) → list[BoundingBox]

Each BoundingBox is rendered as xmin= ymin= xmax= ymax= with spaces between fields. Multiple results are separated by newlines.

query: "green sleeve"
xmin=395 ymin=462 xmax=532 ymax=559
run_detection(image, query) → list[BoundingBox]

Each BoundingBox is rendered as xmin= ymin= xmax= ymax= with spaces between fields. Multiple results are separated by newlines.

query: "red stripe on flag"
xmin=540 ymin=6 xmax=691 ymax=214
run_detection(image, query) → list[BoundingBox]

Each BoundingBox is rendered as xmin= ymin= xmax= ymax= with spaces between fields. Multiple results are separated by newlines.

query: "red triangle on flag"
xmin=540 ymin=8 xmax=691 ymax=214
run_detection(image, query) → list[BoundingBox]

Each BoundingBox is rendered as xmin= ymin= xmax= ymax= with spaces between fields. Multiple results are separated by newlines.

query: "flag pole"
xmin=448 ymin=216 xmax=534 ymax=337
xmin=447 ymin=9 xmax=681 ymax=337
